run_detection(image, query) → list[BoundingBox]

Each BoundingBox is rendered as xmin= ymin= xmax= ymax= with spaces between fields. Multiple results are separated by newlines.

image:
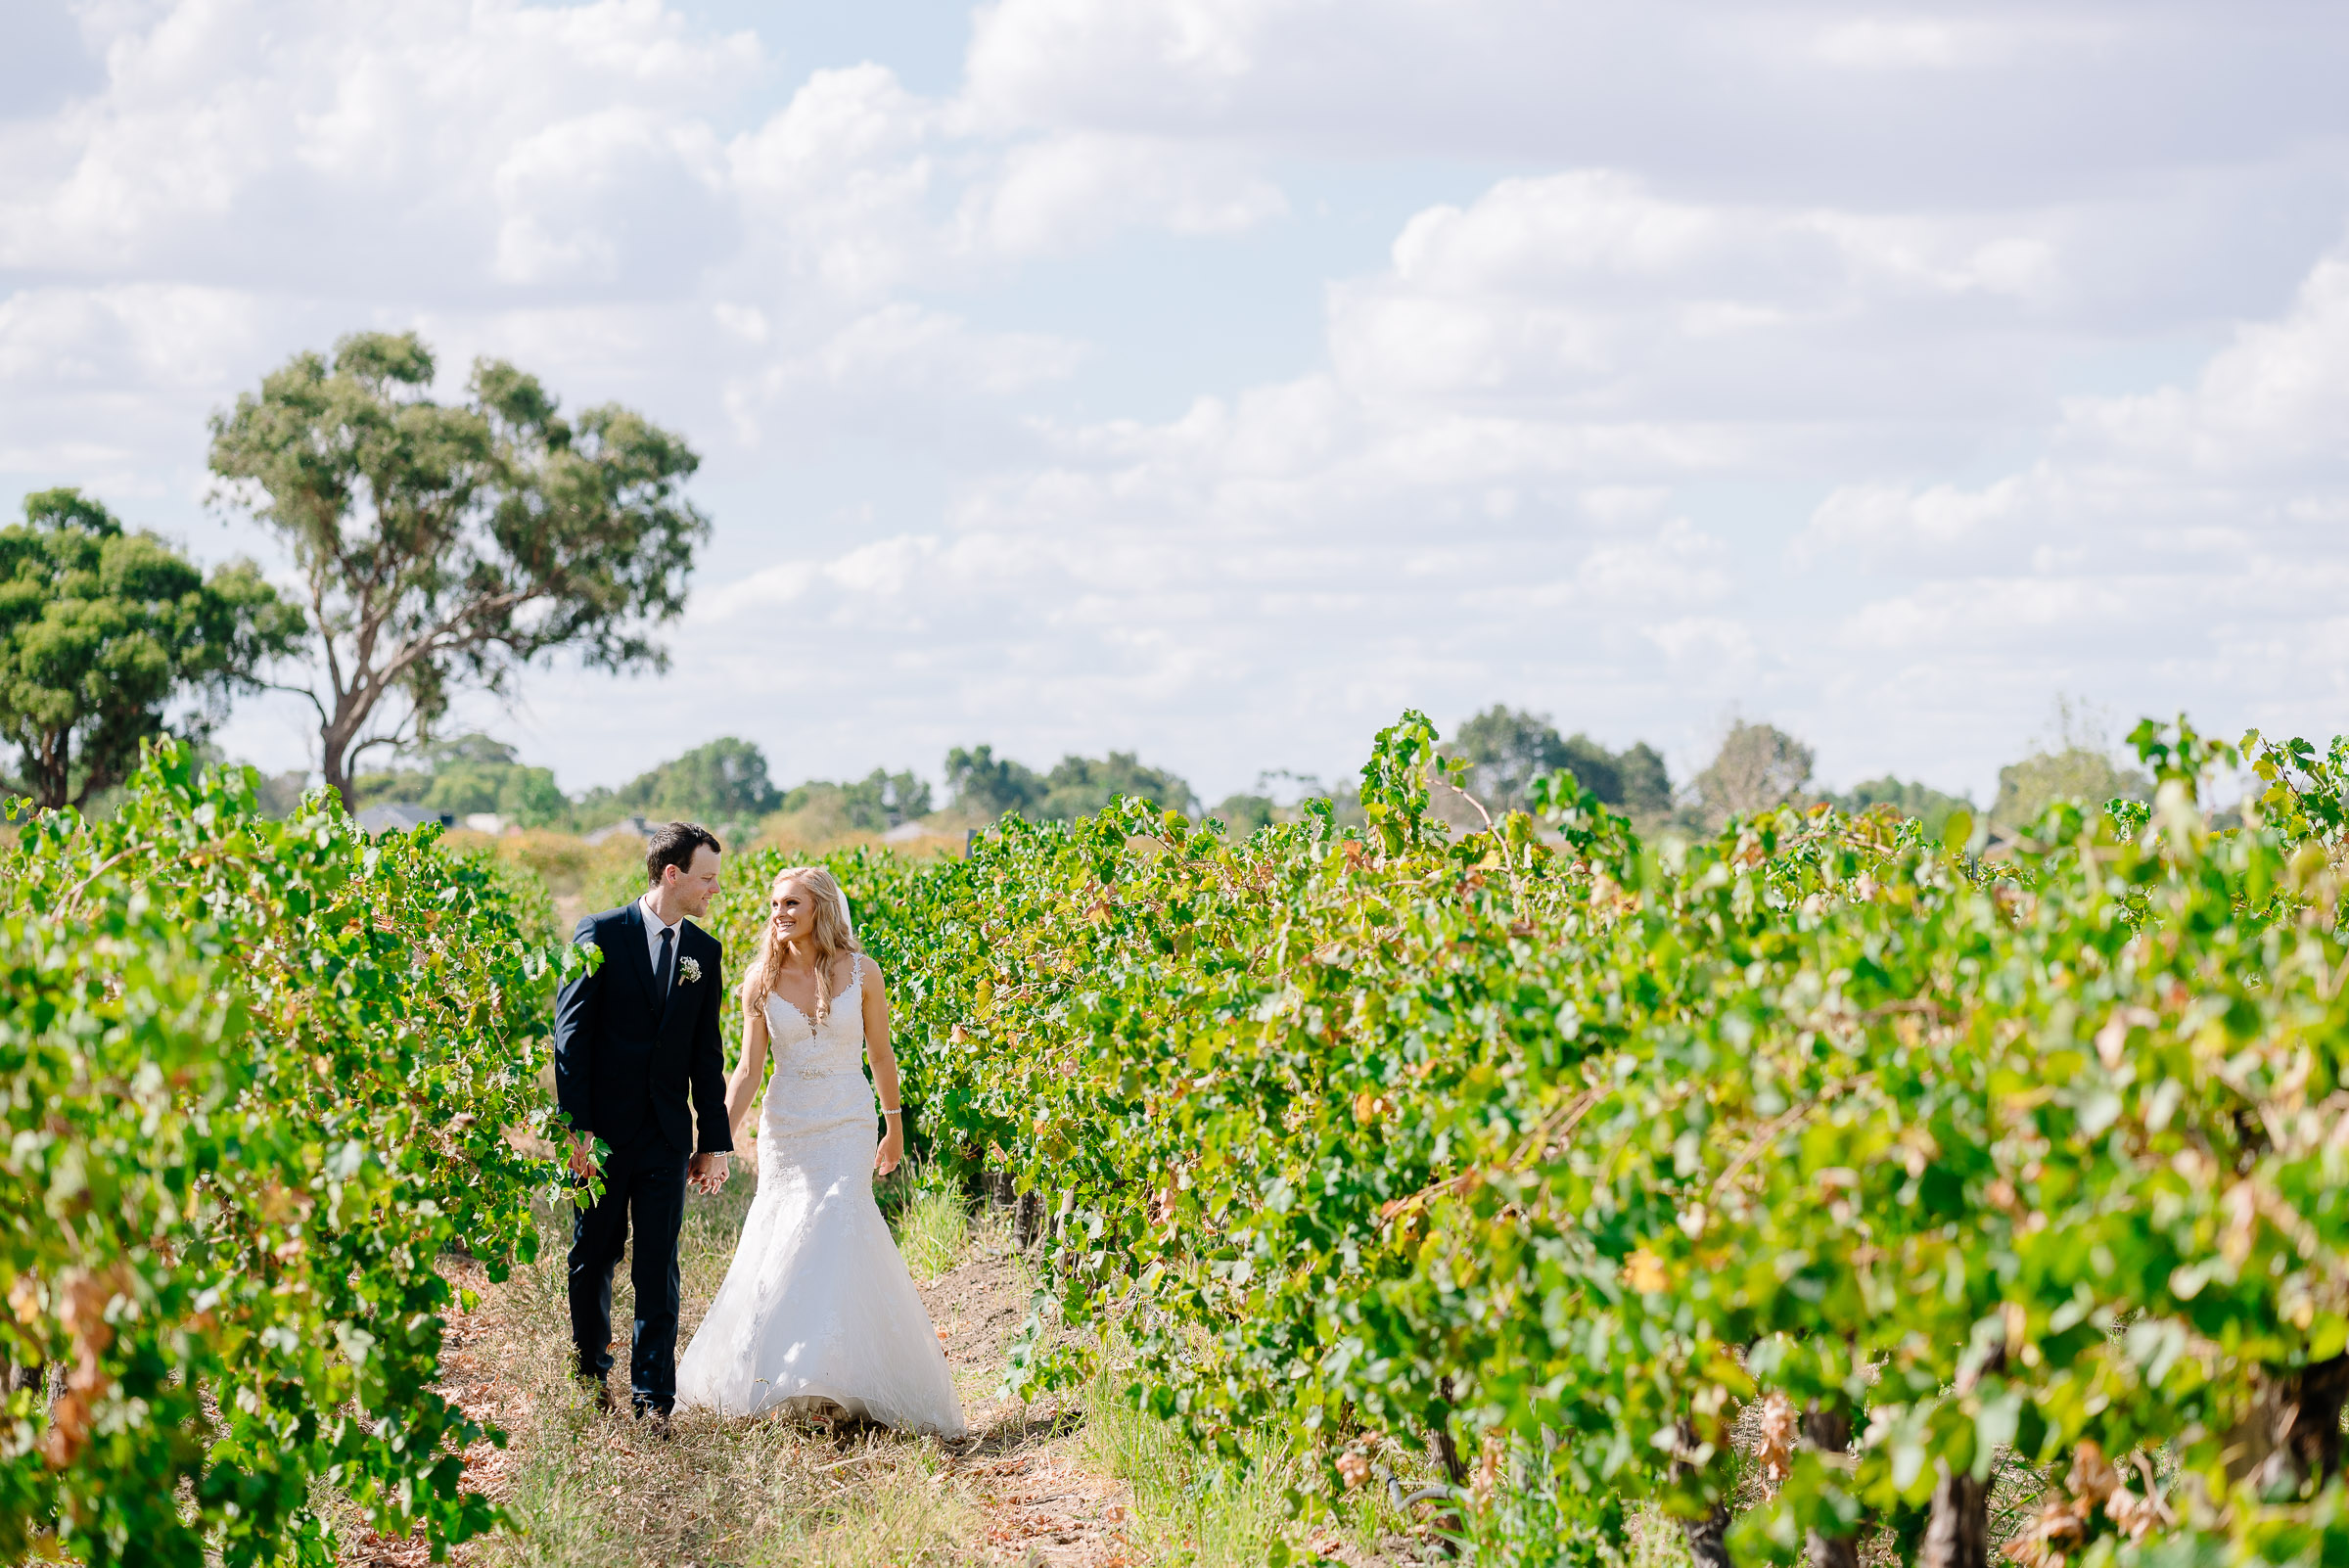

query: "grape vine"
xmin=1 ymin=743 xmax=572 ymax=1566
xmin=16 ymin=708 xmax=2349 ymax=1566
xmin=796 ymin=714 xmax=2349 ymax=1566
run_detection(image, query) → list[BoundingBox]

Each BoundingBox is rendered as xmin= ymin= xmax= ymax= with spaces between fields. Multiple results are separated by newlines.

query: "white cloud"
xmin=1391 ymin=172 xmax=1718 ymax=289
xmin=6 ymin=0 xmax=2349 ymax=807
xmin=2067 ymin=252 xmax=2349 ymax=475
xmin=715 ymin=303 xmax=1083 ymax=449
xmin=958 ymin=0 xmax=2349 ymax=199
xmin=703 ymin=558 xmax=819 ymax=619
xmin=0 ymin=0 xmax=764 ymax=275
xmin=1805 ymin=236 xmax=2349 ymax=565
xmin=726 ymin=64 xmax=941 ymax=300
xmin=1321 ymin=171 xmax=2102 ymax=434
xmin=969 ymin=131 xmax=1286 ymax=255
xmin=1801 ymin=477 xmax=2034 ymax=562
xmin=1645 ymin=616 xmax=1760 ymax=669
xmin=1810 ymin=18 xmax=1978 ymax=70
xmin=961 ymin=0 xmax=1269 ymax=132
xmin=492 ymin=108 xmax=732 ymax=287
xmin=1787 ymin=232 xmax=2349 ymax=777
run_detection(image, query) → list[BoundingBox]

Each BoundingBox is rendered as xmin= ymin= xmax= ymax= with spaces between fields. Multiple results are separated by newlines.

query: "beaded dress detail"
xmin=675 ymin=956 xmax=965 ymax=1434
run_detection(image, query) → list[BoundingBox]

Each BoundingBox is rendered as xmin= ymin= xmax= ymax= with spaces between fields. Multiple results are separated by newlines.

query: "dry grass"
xmin=485 ymin=1399 xmax=974 ymax=1567
xmin=751 ymin=810 xmax=973 ymax=860
xmin=1070 ymin=1331 xmax=1446 ymax=1568
xmin=1074 ymin=1374 xmax=1294 ymax=1567
xmin=887 ymin=1160 xmax=972 ymax=1283
xmin=429 ymin=1176 xmax=986 ymax=1568
xmin=438 ymin=829 xmax=642 ymax=899
xmin=378 ymin=1167 xmax=1146 ymax=1568
xmin=349 ymin=1164 xmax=1481 ymax=1568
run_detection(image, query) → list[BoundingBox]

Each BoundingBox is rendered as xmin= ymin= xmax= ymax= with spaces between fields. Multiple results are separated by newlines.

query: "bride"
xmin=674 ymin=866 xmax=967 ymax=1437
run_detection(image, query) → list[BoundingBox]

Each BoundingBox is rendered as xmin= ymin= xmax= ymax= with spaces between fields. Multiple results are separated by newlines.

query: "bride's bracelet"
xmin=880 ymin=1105 xmax=901 ymax=1117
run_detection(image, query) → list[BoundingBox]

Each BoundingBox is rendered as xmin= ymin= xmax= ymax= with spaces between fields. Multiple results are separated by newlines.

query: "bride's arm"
xmin=725 ymin=985 xmax=768 ymax=1145
xmin=863 ymin=958 xmax=905 ymax=1176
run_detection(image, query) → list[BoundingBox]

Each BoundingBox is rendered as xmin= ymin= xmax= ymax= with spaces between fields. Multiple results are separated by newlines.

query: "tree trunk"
xmin=1922 ymin=1329 xmax=2009 ymax=1567
xmin=1680 ymin=1504 xmax=1731 ymax=1568
xmin=2233 ymin=1354 xmax=2349 ymax=1498
xmin=1431 ymin=1395 xmax=1467 ymax=1488
xmin=1424 ymin=1399 xmax=1468 ymax=1556
xmin=32 ymin=731 xmax=69 ymax=810
xmin=1803 ymin=1405 xmax=1862 ymax=1568
xmin=1919 ymin=1466 xmax=1989 ymax=1568
xmin=320 ymin=722 xmax=356 ymax=809
xmin=985 ymin=1170 xmax=1045 ymax=1249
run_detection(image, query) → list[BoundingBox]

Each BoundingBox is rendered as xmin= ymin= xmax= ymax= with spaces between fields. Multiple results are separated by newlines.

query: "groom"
xmin=554 ymin=820 xmax=734 ymax=1417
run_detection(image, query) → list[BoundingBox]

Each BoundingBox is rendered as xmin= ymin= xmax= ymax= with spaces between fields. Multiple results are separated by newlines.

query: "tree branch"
xmin=258 ymin=678 xmax=331 ymax=726
xmin=345 ymin=708 xmax=425 ymax=772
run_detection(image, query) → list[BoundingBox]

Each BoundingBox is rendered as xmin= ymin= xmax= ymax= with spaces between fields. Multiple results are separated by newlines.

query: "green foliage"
xmin=0 ymin=740 xmax=569 ymax=1565
xmin=1036 ymin=752 xmax=1199 ymax=820
xmin=943 ymin=744 xmax=1041 ymax=821
xmin=354 ymin=731 xmax=571 ymax=828
xmin=1210 ymin=793 xmax=1281 ymax=834
xmin=772 ymin=768 xmax=933 ymax=837
xmin=589 ymin=735 xmax=781 ymax=827
xmin=1448 ymin=704 xmax=1672 ymax=817
xmin=1993 ymin=745 xmax=2151 ymax=830
xmin=207 ymin=331 xmax=707 ymax=802
xmin=1690 ymin=718 xmax=1814 ymax=826
xmin=944 ymin=745 xmax=1197 ymax=822
xmin=811 ymin=710 xmax=2349 ymax=1566
xmin=0 ymin=487 xmax=300 ymax=807
xmin=1610 ymin=740 xmax=1674 ymax=820
xmin=1830 ymin=774 xmax=1976 ymax=839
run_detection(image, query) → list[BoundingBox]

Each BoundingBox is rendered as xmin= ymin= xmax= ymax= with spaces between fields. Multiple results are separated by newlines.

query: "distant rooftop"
xmin=355 ymin=802 xmax=452 ymax=834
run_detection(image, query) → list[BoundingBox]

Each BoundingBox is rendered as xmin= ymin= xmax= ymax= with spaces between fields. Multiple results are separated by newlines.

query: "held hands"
xmin=568 ymin=1133 xmax=598 ymax=1181
xmin=689 ymin=1151 xmax=729 ymax=1193
xmin=875 ymin=1117 xmax=904 ymax=1177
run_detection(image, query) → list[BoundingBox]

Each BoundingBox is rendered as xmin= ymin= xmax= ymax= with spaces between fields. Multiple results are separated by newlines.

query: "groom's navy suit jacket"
xmin=553 ymin=901 xmax=733 ymax=1158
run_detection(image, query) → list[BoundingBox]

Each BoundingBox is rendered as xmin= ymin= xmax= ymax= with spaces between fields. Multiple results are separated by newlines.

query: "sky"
xmin=5 ymin=0 xmax=2349 ymax=807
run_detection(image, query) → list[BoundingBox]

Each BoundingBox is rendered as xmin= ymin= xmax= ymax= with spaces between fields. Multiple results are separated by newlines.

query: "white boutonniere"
xmin=678 ymin=955 xmax=703 ymax=986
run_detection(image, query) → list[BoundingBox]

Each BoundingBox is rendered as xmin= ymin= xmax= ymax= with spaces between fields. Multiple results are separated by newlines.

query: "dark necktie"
xmin=656 ymin=925 xmax=673 ymax=998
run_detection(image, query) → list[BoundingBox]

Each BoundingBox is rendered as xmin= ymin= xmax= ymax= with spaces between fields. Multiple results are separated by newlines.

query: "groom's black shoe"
xmin=575 ymin=1372 xmax=614 ymax=1414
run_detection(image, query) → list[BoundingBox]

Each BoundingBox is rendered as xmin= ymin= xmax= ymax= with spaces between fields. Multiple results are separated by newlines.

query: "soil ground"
xmin=341 ymin=1175 xmax=1157 ymax=1568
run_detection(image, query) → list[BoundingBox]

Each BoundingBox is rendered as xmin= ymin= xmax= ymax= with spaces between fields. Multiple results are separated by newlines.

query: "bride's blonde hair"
xmin=746 ymin=865 xmax=862 ymax=1025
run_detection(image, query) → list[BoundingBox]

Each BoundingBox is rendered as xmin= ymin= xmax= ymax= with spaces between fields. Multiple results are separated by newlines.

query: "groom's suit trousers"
xmin=569 ymin=1135 xmax=689 ymax=1413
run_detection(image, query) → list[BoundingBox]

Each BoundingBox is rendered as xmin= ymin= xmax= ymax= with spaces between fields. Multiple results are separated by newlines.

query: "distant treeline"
xmin=334 ymin=698 xmax=2151 ymax=844
xmin=1440 ymin=703 xmax=2151 ymax=838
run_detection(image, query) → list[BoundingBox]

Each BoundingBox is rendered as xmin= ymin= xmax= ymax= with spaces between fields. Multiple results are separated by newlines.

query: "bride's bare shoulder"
xmin=849 ymin=951 xmax=887 ymax=993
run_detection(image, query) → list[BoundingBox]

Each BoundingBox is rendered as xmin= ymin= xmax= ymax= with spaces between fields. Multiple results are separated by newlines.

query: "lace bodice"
xmin=755 ymin=955 xmax=875 ymax=1152
xmin=761 ymin=954 xmax=867 ymax=1084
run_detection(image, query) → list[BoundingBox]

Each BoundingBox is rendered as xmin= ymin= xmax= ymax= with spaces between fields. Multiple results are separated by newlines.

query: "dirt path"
xmin=345 ymin=1200 xmax=1145 ymax=1567
xmin=922 ymin=1239 xmax=1137 ymax=1567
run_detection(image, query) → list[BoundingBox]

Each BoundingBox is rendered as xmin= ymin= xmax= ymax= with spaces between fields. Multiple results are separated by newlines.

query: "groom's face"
xmin=665 ymin=845 xmax=722 ymax=918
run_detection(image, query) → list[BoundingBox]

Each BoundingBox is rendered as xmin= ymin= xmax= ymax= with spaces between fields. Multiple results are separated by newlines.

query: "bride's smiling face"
xmin=768 ymin=877 xmax=818 ymax=946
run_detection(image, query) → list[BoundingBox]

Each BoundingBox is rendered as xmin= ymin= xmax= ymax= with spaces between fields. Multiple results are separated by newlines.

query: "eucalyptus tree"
xmin=1692 ymin=717 xmax=1816 ymax=827
xmin=1451 ymin=703 xmax=1675 ymax=817
xmin=208 ymin=332 xmax=709 ymax=804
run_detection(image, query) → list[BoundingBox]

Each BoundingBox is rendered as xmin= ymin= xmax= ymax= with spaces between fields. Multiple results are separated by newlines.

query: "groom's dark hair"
xmin=646 ymin=821 xmax=722 ymax=884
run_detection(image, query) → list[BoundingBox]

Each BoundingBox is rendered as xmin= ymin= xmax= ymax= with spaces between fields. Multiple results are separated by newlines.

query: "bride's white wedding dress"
xmin=674 ymin=955 xmax=966 ymax=1436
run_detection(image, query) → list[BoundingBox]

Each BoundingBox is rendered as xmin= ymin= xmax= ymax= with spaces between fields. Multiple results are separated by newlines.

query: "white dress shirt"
xmin=638 ymin=891 xmax=684 ymax=994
